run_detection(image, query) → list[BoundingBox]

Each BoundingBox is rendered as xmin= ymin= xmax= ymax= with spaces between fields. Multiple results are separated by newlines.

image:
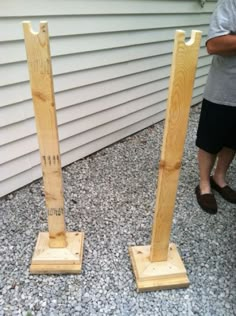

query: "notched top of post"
xmin=22 ymin=20 xmax=48 ymax=36
xmin=175 ymin=29 xmax=202 ymax=47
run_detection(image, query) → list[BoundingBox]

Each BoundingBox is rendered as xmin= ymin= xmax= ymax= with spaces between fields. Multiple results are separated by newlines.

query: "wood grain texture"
xmin=30 ymin=232 xmax=84 ymax=274
xmin=23 ymin=21 xmax=66 ymax=248
xmin=129 ymin=243 xmax=189 ymax=292
xmin=150 ymin=30 xmax=202 ymax=262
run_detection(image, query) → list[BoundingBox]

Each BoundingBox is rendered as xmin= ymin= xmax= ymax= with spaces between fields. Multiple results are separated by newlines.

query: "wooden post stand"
xmin=129 ymin=30 xmax=202 ymax=291
xmin=23 ymin=21 xmax=84 ymax=274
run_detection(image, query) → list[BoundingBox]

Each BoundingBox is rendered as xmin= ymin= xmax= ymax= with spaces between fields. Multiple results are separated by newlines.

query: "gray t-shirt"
xmin=203 ymin=0 xmax=236 ymax=107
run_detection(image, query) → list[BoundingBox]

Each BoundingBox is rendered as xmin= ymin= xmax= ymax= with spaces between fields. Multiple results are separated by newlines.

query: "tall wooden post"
xmin=129 ymin=30 xmax=202 ymax=291
xmin=23 ymin=21 xmax=84 ymax=274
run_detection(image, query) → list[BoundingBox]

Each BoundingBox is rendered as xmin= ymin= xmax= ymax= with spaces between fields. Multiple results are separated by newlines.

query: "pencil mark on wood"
xmin=42 ymin=155 xmax=61 ymax=167
xmin=48 ymin=207 xmax=64 ymax=216
xmin=42 ymin=155 xmax=47 ymax=165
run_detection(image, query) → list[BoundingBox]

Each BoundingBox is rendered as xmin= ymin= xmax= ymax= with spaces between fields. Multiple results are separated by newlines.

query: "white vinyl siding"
xmin=0 ymin=0 xmax=217 ymax=197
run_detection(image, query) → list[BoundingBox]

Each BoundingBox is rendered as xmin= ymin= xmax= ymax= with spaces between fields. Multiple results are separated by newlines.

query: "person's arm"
xmin=206 ymin=35 xmax=236 ymax=56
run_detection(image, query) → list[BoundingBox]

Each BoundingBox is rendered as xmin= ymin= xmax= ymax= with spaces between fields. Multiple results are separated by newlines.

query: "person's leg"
xmin=195 ymin=148 xmax=218 ymax=214
xmin=210 ymin=147 xmax=236 ymax=203
xmin=198 ymin=148 xmax=217 ymax=194
xmin=195 ymin=99 xmax=225 ymax=213
xmin=213 ymin=147 xmax=235 ymax=187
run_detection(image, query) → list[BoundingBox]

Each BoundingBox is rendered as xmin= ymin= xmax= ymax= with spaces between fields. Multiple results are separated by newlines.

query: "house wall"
xmin=0 ymin=0 xmax=217 ymax=197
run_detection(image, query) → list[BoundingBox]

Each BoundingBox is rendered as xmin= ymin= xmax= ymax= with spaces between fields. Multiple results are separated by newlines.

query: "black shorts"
xmin=196 ymin=98 xmax=236 ymax=154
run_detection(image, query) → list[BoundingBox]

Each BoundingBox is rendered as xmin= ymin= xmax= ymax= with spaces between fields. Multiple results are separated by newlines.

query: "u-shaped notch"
xmin=175 ymin=29 xmax=202 ymax=47
xmin=22 ymin=21 xmax=48 ymax=36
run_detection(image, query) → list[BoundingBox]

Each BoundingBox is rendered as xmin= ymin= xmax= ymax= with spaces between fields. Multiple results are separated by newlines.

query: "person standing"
xmin=195 ymin=0 xmax=236 ymax=214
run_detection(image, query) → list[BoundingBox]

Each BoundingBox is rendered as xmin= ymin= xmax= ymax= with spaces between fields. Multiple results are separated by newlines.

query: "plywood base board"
xmin=129 ymin=243 xmax=189 ymax=292
xmin=30 ymin=231 xmax=84 ymax=274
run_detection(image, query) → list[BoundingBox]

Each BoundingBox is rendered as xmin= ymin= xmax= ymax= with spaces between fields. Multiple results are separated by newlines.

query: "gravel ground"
xmin=0 ymin=104 xmax=235 ymax=316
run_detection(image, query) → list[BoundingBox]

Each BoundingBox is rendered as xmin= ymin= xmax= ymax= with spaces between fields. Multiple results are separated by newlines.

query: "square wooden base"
xmin=129 ymin=243 xmax=189 ymax=292
xmin=30 ymin=232 xmax=84 ymax=274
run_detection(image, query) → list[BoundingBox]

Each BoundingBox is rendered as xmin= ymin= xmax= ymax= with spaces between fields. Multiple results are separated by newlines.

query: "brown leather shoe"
xmin=195 ymin=185 xmax=217 ymax=214
xmin=210 ymin=176 xmax=236 ymax=204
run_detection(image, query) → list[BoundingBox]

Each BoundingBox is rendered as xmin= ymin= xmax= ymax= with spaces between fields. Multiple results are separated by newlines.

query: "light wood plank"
xmin=23 ymin=21 xmax=67 ymax=248
xmin=150 ymin=30 xmax=202 ymax=262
